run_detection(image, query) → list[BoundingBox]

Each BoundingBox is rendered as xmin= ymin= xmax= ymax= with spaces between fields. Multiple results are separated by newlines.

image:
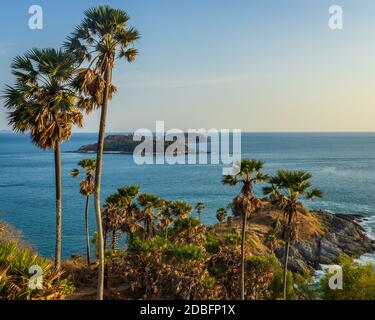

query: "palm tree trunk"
xmin=103 ymin=227 xmax=108 ymax=251
xmin=283 ymin=241 xmax=290 ymax=300
xmin=111 ymin=230 xmax=117 ymax=250
xmin=54 ymin=142 xmax=62 ymax=272
xmin=240 ymin=211 xmax=247 ymax=300
xmin=94 ymin=67 xmax=112 ymax=300
xmin=165 ymin=227 xmax=168 ymax=240
xmin=85 ymin=196 xmax=91 ymax=266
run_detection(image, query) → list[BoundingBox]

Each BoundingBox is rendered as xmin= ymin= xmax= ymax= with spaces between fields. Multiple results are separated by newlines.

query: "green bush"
xmin=166 ymin=243 xmax=206 ymax=263
xmin=170 ymin=217 xmax=202 ymax=234
xmin=201 ymin=276 xmax=217 ymax=290
xmin=128 ymin=235 xmax=168 ymax=255
xmin=269 ymin=269 xmax=297 ymax=300
xmin=246 ymin=254 xmax=279 ymax=271
xmin=205 ymin=232 xmax=221 ymax=253
xmin=0 ymin=241 xmax=74 ymax=300
xmin=223 ymin=233 xmax=241 ymax=245
xmin=318 ymin=256 xmax=375 ymax=300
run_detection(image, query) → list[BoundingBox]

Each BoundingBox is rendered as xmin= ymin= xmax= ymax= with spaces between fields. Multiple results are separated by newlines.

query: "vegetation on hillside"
xmin=0 ymin=225 xmax=74 ymax=300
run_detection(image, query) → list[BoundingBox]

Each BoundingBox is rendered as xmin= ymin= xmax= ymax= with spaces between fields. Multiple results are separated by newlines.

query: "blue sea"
xmin=0 ymin=132 xmax=374 ymax=261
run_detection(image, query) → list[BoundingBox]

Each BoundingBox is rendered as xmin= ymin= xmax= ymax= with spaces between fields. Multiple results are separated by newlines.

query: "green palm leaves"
xmin=64 ymin=5 xmax=139 ymax=108
xmin=169 ymin=201 xmax=193 ymax=220
xmin=3 ymin=48 xmax=83 ymax=149
xmin=101 ymin=188 xmax=195 ymax=244
xmin=223 ymin=159 xmax=269 ymax=188
xmin=102 ymin=186 xmax=141 ymax=249
xmin=263 ymin=170 xmax=323 ymax=219
xmin=65 ymin=6 xmax=140 ymax=64
xmin=71 ymin=159 xmax=96 ymax=196
xmin=3 ymin=48 xmax=84 ymax=272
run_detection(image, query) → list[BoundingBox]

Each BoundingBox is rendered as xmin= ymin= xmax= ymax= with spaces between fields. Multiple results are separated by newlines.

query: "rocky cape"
xmin=220 ymin=202 xmax=375 ymax=273
xmin=281 ymin=211 xmax=374 ymax=272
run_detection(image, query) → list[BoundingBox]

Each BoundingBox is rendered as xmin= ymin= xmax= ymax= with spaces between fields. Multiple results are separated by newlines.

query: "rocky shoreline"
xmin=277 ymin=210 xmax=375 ymax=273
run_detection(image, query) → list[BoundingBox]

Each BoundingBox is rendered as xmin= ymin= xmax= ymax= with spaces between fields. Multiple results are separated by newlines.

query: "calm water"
xmin=0 ymin=132 xmax=374 ymax=260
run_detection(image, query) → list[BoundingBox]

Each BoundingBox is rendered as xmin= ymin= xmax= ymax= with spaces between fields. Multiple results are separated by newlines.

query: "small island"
xmin=76 ymin=134 xmax=196 ymax=155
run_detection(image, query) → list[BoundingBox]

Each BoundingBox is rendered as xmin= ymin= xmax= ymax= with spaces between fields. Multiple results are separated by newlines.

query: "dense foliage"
xmin=0 ymin=239 xmax=74 ymax=300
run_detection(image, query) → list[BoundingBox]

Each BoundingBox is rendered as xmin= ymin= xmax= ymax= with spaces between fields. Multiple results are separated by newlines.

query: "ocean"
xmin=0 ymin=132 xmax=374 ymax=261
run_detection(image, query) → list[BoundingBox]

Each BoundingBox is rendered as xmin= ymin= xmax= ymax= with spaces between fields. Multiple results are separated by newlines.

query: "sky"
xmin=0 ymin=0 xmax=375 ymax=132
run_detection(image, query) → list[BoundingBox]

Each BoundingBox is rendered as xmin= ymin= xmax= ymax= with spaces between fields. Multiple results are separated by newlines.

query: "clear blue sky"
xmin=1 ymin=0 xmax=375 ymax=132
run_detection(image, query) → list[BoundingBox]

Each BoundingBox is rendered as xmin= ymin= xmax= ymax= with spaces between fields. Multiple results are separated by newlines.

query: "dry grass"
xmin=213 ymin=201 xmax=324 ymax=256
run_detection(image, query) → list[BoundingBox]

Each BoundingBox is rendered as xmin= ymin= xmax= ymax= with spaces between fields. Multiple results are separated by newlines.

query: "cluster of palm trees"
xmin=2 ymin=6 xmax=139 ymax=299
xmin=222 ymin=159 xmax=322 ymax=300
xmin=100 ymin=185 xmax=195 ymax=250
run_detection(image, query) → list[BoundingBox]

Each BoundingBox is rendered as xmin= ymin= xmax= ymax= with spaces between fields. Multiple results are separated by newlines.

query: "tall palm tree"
xmin=263 ymin=170 xmax=322 ymax=300
xmin=3 ymin=48 xmax=83 ymax=271
xmin=216 ymin=208 xmax=228 ymax=225
xmin=71 ymin=158 xmax=96 ymax=266
xmin=222 ymin=159 xmax=269 ymax=300
xmin=64 ymin=6 xmax=139 ymax=299
xmin=195 ymin=202 xmax=205 ymax=222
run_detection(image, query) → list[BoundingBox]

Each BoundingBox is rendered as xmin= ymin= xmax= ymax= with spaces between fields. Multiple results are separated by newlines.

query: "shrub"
xmin=121 ymin=249 xmax=220 ymax=299
xmin=269 ymin=269 xmax=298 ymax=300
xmin=0 ymin=241 xmax=74 ymax=300
xmin=128 ymin=235 xmax=168 ymax=255
xmin=166 ymin=243 xmax=206 ymax=263
xmin=169 ymin=217 xmax=206 ymax=245
xmin=318 ymin=256 xmax=375 ymax=300
xmin=205 ymin=232 xmax=221 ymax=253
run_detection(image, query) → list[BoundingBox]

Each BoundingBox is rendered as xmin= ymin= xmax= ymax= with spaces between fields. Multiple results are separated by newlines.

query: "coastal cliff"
xmin=280 ymin=211 xmax=374 ymax=272
xmin=220 ymin=203 xmax=375 ymax=273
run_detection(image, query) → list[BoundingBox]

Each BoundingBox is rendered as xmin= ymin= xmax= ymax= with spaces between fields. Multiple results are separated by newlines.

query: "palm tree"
xmin=222 ymin=159 xmax=269 ymax=300
xmin=71 ymin=158 xmax=96 ymax=266
xmin=117 ymin=185 xmax=140 ymax=243
xmin=216 ymin=208 xmax=228 ymax=225
xmin=263 ymin=170 xmax=322 ymax=300
xmin=65 ymin=5 xmax=139 ymax=299
xmin=3 ymin=48 xmax=83 ymax=271
xmin=102 ymin=187 xmax=138 ymax=250
xmin=169 ymin=200 xmax=193 ymax=220
xmin=137 ymin=193 xmax=160 ymax=238
xmin=159 ymin=201 xmax=174 ymax=239
xmin=195 ymin=202 xmax=205 ymax=222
